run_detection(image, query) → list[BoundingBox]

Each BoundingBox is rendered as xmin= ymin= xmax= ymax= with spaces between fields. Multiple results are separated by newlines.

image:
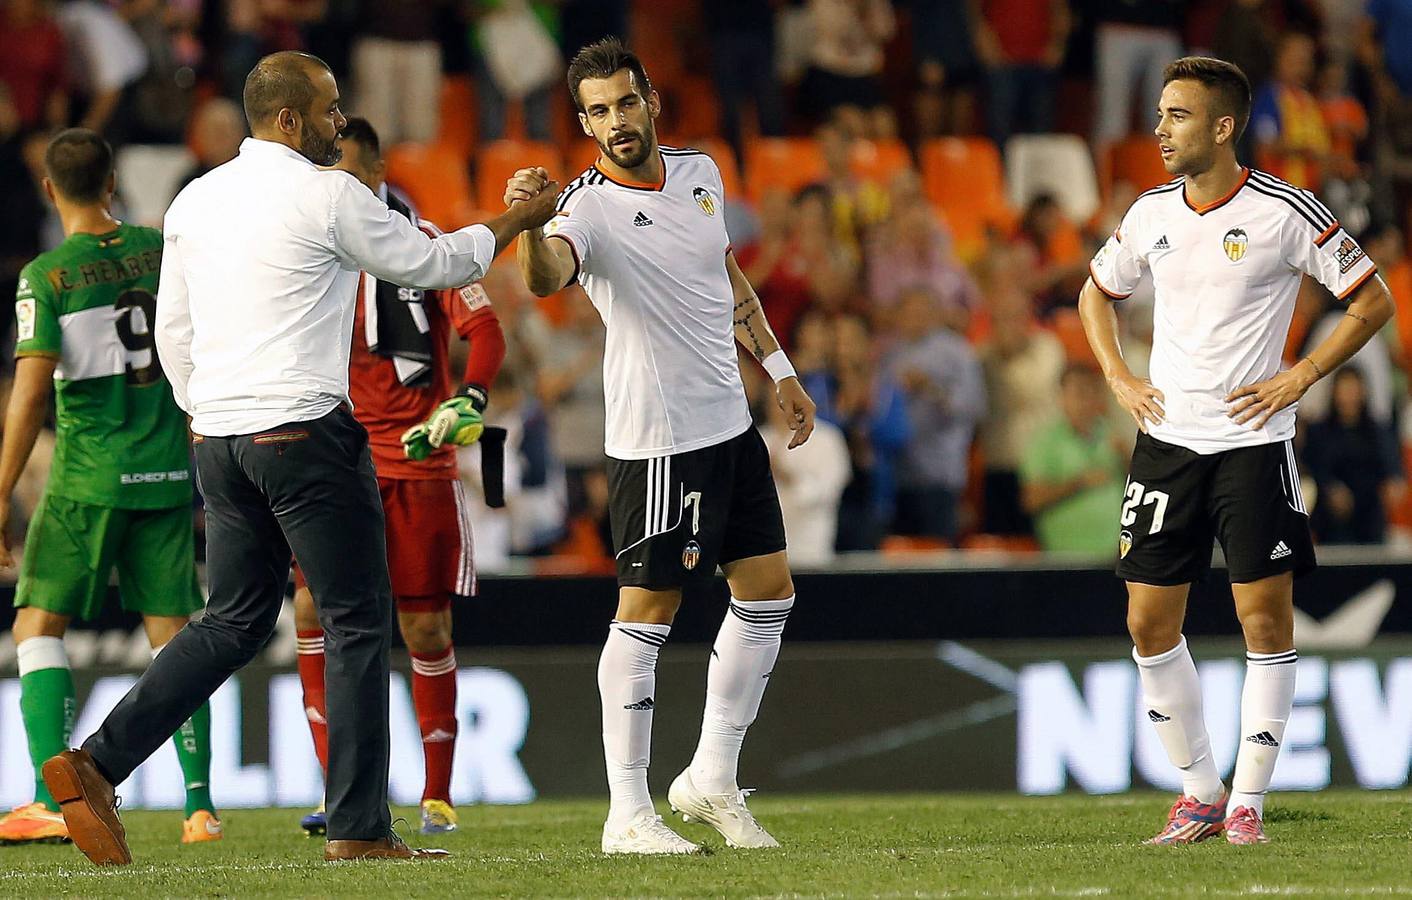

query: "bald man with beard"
xmin=39 ymin=51 xmax=559 ymax=866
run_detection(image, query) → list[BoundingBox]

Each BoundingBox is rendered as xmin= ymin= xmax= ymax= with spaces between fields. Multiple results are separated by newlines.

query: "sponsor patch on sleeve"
xmin=1336 ymin=237 xmax=1367 ymax=275
xmin=457 ymin=282 xmax=492 ymax=313
xmin=15 ymin=298 xmax=35 ymax=342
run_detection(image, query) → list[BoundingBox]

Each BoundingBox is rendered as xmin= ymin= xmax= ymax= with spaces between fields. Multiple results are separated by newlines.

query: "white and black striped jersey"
xmin=1089 ymin=168 xmax=1379 ymax=455
xmin=542 ymin=146 xmax=750 ymax=461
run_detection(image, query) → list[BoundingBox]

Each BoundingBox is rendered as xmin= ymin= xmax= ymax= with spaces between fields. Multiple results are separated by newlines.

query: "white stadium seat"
xmin=1004 ymin=134 xmax=1101 ymax=224
xmin=115 ymin=145 xmax=195 ymax=227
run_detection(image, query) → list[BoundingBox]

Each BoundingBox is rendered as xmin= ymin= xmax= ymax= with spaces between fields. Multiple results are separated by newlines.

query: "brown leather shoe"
xmin=324 ymin=831 xmax=450 ymax=861
xmin=41 ymin=750 xmax=131 ymax=866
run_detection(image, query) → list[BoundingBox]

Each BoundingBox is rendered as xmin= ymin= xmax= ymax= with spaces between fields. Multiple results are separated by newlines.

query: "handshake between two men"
xmin=399 ymin=172 xmax=563 ymax=461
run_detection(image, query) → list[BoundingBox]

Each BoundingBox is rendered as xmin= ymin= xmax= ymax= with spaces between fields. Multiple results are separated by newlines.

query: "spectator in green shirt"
xmin=1020 ymin=365 xmax=1128 ymax=555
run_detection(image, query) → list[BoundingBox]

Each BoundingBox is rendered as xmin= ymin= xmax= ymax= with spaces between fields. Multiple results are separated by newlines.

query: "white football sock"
xmin=598 ymin=620 xmax=670 ymax=829
xmin=689 ymin=595 xmax=794 ymax=794
xmin=1133 ymin=636 xmax=1225 ymax=804
xmin=1229 ymin=649 xmax=1298 ymax=818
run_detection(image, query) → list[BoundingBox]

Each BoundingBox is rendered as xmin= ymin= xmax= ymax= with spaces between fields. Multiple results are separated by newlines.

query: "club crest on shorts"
xmin=1119 ymin=530 xmax=1133 ymax=559
xmin=682 ymin=540 xmax=702 ymax=571
xmin=692 ymin=186 xmax=716 ymax=217
xmin=1222 ymin=228 xmax=1248 ymax=262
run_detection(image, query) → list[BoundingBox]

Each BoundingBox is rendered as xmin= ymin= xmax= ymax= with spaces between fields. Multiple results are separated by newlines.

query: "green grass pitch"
xmin=2 ymin=792 xmax=1408 ymax=897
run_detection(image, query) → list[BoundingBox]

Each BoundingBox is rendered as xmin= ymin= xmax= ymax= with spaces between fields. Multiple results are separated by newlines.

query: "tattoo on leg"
xmin=734 ymin=295 xmax=767 ymax=361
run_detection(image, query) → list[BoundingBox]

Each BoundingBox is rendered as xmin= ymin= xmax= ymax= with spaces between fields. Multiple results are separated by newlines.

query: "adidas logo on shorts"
xmin=1245 ymin=731 xmax=1280 ymax=747
xmin=1270 ymin=541 xmax=1292 ymax=560
xmin=1147 ymin=709 xmax=1172 ymax=723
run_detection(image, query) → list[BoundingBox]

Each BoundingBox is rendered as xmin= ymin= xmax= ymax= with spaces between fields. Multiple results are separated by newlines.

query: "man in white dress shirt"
xmin=41 ymin=51 xmax=559 ymax=866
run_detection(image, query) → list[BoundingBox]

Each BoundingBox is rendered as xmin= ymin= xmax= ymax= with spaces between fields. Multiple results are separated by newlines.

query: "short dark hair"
xmin=339 ymin=116 xmax=380 ymax=161
xmin=242 ymin=51 xmax=331 ymax=127
xmin=44 ymin=128 xmax=113 ymax=203
xmin=1162 ymin=56 xmax=1252 ymax=141
xmin=566 ymin=37 xmax=652 ymax=112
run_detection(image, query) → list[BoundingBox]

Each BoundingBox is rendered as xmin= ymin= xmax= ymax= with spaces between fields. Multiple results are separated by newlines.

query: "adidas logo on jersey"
xmin=1245 ymin=731 xmax=1280 ymax=747
xmin=1153 ymin=235 xmax=1170 ymax=250
xmin=633 ymin=211 xmax=654 ymax=227
xmin=1147 ymin=709 xmax=1172 ymax=723
xmin=1270 ymin=541 xmax=1292 ymax=560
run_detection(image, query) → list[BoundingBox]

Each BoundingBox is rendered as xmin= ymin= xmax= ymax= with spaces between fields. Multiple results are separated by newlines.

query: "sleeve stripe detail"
xmin=1337 ymin=266 xmax=1379 ymax=302
xmin=1314 ymin=222 xmax=1341 ymax=247
xmin=1255 ymin=170 xmax=1338 ymax=224
xmin=1249 ymin=171 xmax=1334 ymax=229
xmin=1088 ymin=262 xmax=1132 ymax=300
xmin=556 ymin=174 xmax=593 ymax=211
xmin=545 ymin=232 xmax=582 ymax=284
xmin=1245 ymin=182 xmax=1326 ymax=233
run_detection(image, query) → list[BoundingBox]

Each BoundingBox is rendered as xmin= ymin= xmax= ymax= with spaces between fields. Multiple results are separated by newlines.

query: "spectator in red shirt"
xmin=973 ymin=0 xmax=1070 ymax=151
xmin=0 ymin=0 xmax=69 ymax=131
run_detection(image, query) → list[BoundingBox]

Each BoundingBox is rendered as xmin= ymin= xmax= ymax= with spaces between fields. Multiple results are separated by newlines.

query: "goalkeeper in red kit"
xmin=291 ymin=118 xmax=506 ymax=836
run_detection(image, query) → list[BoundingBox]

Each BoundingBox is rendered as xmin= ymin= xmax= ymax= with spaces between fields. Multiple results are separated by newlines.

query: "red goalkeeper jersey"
xmin=348 ymin=273 xmax=505 ymax=481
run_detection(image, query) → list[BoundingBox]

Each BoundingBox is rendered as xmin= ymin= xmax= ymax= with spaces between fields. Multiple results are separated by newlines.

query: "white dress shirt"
xmin=155 ymin=138 xmax=497 ymax=436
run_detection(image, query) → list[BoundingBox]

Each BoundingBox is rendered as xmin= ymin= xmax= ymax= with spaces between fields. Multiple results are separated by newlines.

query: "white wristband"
xmin=761 ymin=350 xmax=796 ymax=383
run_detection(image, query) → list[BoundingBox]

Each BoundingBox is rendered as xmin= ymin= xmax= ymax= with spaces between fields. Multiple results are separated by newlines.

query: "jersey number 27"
xmin=1120 ymin=480 xmax=1169 ymax=534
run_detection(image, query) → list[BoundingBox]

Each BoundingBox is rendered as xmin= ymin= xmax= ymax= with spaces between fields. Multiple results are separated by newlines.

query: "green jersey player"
xmin=0 ymin=130 xmax=220 ymax=846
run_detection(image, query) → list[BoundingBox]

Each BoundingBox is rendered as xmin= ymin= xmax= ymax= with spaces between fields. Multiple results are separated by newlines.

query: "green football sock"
xmin=172 ymin=701 xmax=214 ymax=817
xmin=17 ymin=637 xmax=76 ymax=813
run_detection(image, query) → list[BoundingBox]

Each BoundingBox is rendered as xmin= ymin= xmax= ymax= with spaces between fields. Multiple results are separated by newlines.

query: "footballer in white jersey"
xmin=1079 ymin=57 xmax=1395 ymax=847
xmin=507 ymin=38 xmax=815 ymax=855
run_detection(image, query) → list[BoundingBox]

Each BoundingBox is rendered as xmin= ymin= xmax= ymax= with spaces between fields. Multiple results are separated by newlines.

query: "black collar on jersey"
xmin=1183 ymin=167 xmax=1250 ymax=215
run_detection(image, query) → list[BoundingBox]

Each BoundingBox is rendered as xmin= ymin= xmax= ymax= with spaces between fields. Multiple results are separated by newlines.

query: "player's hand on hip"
xmin=1226 ymin=365 xmax=1315 ymax=429
xmin=777 ymin=377 xmax=816 ymax=449
xmin=1109 ymin=371 xmax=1165 ymax=433
xmin=0 ymin=498 xmax=14 ymax=569
xmin=504 ymin=167 xmax=551 ymax=206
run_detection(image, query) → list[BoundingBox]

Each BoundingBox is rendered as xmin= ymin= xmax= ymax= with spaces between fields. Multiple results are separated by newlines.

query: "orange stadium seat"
xmin=850 ymin=138 xmax=913 ymax=184
xmin=744 ymin=137 xmax=826 ymax=202
xmin=564 ymin=139 xmax=601 ymax=180
xmin=1050 ymin=308 xmax=1098 ymax=365
xmin=435 ymin=75 xmax=476 ymax=160
xmin=383 ymin=142 xmax=476 ymax=229
xmin=1106 ymin=135 xmax=1170 ymax=195
xmin=475 ymin=139 xmax=563 ymax=212
xmin=921 ymin=137 xmax=1012 ymax=253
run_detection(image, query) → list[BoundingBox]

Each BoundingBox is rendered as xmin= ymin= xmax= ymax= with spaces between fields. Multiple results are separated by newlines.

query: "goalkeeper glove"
xmin=401 ymin=384 xmax=488 ymax=460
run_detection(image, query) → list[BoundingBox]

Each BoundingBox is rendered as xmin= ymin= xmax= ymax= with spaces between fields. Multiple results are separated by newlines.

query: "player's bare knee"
xmin=398 ymin=612 xmax=452 ymax=654
xmin=292 ymin=587 xmax=320 ymax=632
xmin=615 ymin=587 xmax=681 ymax=625
xmin=1127 ymin=609 xmax=1182 ymax=656
xmin=1237 ymin=608 xmax=1293 ymax=653
xmin=12 ymin=606 xmax=69 ymax=642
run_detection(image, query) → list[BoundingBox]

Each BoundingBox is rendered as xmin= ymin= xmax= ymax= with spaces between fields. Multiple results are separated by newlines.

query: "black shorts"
xmin=607 ymin=427 xmax=787 ymax=589
xmin=1116 ymin=433 xmax=1316 ymax=586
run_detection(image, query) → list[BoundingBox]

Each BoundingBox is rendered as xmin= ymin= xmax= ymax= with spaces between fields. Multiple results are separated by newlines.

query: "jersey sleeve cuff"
xmin=1088 ymin=262 xmax=1132 ymax=300
xmin=544 ymin=232 xmax=581 ymax=284
xmin=14 ymin=349 xmax=60 ymax=360
xmin=1336 ymin=265 xmax=1379 ymax=302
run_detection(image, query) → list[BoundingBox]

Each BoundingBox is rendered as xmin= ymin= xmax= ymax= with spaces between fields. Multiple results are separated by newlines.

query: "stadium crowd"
xmin=2 ymin=0 xmax=1412 ymax=570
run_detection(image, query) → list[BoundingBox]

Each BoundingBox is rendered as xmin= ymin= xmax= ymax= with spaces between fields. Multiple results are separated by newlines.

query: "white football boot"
xmin=668 ymin=768 xmax=781 ymax=849
xmin=601 ymin=811 xmax=702 ymax=855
